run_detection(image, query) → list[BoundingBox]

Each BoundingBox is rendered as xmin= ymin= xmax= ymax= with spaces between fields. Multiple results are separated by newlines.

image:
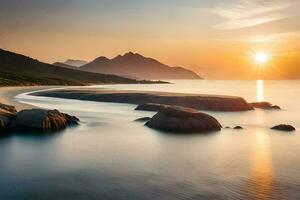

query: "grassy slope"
xmin=0 ymin=49 xmax=139 ymax=86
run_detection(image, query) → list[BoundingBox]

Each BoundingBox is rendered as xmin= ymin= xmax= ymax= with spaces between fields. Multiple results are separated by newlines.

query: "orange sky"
xmin=1 ymin=0 xmax=300 ymax=79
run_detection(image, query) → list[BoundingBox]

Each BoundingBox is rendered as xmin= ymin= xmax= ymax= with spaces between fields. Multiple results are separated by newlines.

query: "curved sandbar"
xmin=31 ymin=89 xmax=253 ymax=112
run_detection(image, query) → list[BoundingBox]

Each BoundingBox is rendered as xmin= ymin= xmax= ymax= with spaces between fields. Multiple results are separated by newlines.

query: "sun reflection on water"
xmin=249 ymin=130 xmax=277 ymax=199
xmin=257 ymin=80 xmax=265 ymax=102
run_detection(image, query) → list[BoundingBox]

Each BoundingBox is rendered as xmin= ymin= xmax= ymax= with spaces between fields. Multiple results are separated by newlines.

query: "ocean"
xmin=1 ymin=80 xmax=300 ymax=200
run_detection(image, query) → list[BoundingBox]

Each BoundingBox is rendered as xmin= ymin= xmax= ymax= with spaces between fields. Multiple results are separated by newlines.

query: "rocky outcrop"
xmin=0 ymin=103 xmax=17 ymax=133
xmin=249 ymin=102 xmax=281 ymax=110
xmin=0 ymin=103 xmax=17 ymax=114
xmin=33 ymin=90 xmax=254 ymax=112
xmin=16 ymin=109 xmax=79 ymax=132
xmin=271 ymin=124 xmax=296 ymax=132
xmin=145 ymin=105 xmax=222 ymax=133
xmin=0 ymin=102 xmax=79 ymax=134
xmin=0 ymin=115 xmax=10 ymax=131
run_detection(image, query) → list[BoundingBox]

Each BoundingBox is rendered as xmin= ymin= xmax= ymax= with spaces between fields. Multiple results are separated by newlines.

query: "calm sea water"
xmin=1 ymin=80 xmax=300 ymax=200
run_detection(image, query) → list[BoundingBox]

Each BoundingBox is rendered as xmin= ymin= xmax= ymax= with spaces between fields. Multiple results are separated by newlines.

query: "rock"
xmin=249 ymin=102 xmax=281 ymax=110
xmin=0 ymin=103 xmax=17 ymax=133
xmin=16 ymin=109 xmax=79 ymax=132
xmin=249 ymin=102 xmax=271 ymax=108
xmin=145 ymin=105 xmax=222 ymax=133
xmin=234 ymin=126 xmax=243 ymax=129
xmin=0 ymin=115 xmax=10 ymax=132
xmin=135 ymin=103 xmax=167 ymax=111
xmin=271 ymin=124 xmax=296 ymax=132
xmin=225 ymin=126 xmax=231 ymax=129
xmin=64 ymin=113 xmax=80 ymax=125
xmin=0 ymin=103 xmax=17 ymax=114
xmin=135 ymin=117 xmax=151 ymax=122
xmin=270 ymin=105 xmax=281 ymax=109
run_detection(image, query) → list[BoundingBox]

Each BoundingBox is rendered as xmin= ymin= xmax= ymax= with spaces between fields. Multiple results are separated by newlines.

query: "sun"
xmin=254 ymin=52 xmax=269 ymax=65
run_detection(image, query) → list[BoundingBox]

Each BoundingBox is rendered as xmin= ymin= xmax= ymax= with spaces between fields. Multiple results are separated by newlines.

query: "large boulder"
xmin=249 ymin=102 xmax=281 ymax=110
xmin=145 ymin=106 xmax=222 ymax=133
xmin=271 ymin=124 xmax=296 ymax=132
xmin=16 ymin=109 xmax=79 ymax=132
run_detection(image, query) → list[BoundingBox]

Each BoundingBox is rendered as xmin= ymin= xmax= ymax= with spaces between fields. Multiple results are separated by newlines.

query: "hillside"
xmin=80 ymin=52 xmax=202 ymax=80
xmin=0 ymin=49 xmax=141 ymax=86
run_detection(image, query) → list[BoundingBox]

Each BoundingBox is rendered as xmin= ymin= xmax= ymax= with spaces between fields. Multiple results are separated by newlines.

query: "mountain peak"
xmin=94 ymin=56 xmax=109 ymax=62
xmin=112 ymin=52 xmax=145 ymax=62
xmin=122 ymin=52 xmax=143 ymax=58
xmin=124 ymin=51 xmax=135 ymax=56
xmin=80 ymin=52 xmax=202 ymax=80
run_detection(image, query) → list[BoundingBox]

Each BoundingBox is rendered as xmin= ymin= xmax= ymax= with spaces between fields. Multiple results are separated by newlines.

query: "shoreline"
xmin=0 ymin=86 xmax=58 ymax=110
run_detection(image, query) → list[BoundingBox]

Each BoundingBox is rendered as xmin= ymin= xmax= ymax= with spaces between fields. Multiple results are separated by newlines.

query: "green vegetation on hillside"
xmin=0 ymin=49 xmax=140 ymax=86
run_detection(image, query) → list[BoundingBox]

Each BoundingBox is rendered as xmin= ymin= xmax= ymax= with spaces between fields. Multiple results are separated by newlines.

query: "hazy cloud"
xmin=213 ymin=0 xmax=296 ymax=29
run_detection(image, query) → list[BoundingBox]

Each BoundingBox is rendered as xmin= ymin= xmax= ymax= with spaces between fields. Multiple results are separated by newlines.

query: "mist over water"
xmin=1 ymin=80 xmax=300 ymax=200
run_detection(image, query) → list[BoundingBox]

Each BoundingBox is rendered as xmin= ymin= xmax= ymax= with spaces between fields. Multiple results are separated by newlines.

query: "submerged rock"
xmin=271 ymin=124 xmax=296 ymax=132
xmin=145 ymin=105 xmax=221 ymax=133
xmin=234 ymin=126 xmax=243 ymax=129
xmin=16 ymin=109 xmax=79 ymax=132
xmin=249 ymin=102 xmax=281 ymax=110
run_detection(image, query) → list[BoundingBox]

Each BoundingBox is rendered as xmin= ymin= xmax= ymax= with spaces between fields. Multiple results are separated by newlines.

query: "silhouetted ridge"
xmin=80 ymin=52 xmax=202 ymax=80
xmin=93 ymin=56 xmax=110 ymax=63
xmin=0 ymin=48 xmax=141 ymax=86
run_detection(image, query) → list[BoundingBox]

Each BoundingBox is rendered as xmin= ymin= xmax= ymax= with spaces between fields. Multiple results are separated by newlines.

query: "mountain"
xmin=0 ymin=49 xmax=142 ymax=86
xmin=80 ymin=52 xmax=202 ymax=80
xmin=53 ymin=59 xmax=88 ymax=69
xmin=64 ymin=59 xmax=88 ymax=67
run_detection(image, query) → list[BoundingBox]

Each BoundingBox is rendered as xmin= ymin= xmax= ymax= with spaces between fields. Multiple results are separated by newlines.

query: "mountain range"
xmin=53 ymin=59 xmax=88 ymax=69
xmin=0 ymin=49 xmax=142 ymax=86
xmin=79 ymin=52 xmax=201 ymax=80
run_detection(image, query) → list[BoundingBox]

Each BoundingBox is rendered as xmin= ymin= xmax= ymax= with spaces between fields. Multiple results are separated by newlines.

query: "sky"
xmin=0 ymin=0 xmax=300 ymax=79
